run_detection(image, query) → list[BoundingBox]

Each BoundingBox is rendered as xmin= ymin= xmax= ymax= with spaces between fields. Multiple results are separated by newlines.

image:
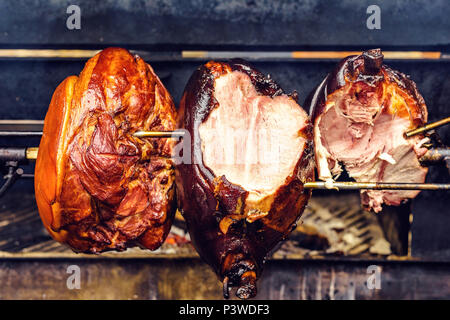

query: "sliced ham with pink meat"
xmin=176 ymin=60 xmax=314 ymax=299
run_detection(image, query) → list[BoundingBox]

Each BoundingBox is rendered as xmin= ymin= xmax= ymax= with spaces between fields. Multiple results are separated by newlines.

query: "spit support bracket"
xmin=0 ymin=147 xmax=33 ymax=198
xmin=0 ymin=161 xmax=24 ymax=198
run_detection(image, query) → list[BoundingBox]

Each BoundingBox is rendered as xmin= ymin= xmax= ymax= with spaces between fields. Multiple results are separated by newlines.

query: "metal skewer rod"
xmin=8 ymin=149 xmax=450 ymax=190
xmin=20 ymin=145 xmax=449 ymax=163
xmin=133 ymin=130 xmax=185 ymax=138
xmin=0 ymin=130 xmax=185 ymax=138
xmin=26 ymin=147 xmax=39 ymax=161
xmin=0 ymin=131 xmax=42 ymax=136
xmin=405 ymin=116 xmax=450 ymax=137
xmin=2 ymin=114 xmax=449 ymax=139
xmin=304 ymin=181 xmax=450 ymax=191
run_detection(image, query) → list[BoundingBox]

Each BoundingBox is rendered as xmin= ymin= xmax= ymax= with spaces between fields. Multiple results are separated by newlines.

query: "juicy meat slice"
xmin=176 ymin=60 xmax=314 ymax=299
xmin=199 ymin=70 xmax=307 ymax=203
xmin=35 ymin=48 xmax=177 ymax=253
xmin=306 ymin=49 xmax=428 ymax=212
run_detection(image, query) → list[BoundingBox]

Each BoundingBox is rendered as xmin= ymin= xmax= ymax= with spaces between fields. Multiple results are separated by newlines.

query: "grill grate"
xmin=275 ymin=193 xmax=391 ymax=258
xmin=0 ymin=190 xmax=391 ymax=258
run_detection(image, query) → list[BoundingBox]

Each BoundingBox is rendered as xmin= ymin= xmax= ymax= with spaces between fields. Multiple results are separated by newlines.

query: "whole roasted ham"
xmin=35 ymin=48 xmax=177 ymax=253
xmin=176 ymin=60 xmax=314 ymax=299
xmin=306 ymin=49 xmax=429 ymax=212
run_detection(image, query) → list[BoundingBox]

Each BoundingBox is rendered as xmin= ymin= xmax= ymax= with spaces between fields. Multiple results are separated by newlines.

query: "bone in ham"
xmin=34 ymin=48 xmax=177 ymax=253
xmin=176 ymin=60 xmax=314 ymax=299
xmin=306 ymin=49 xmax=429 ymax=212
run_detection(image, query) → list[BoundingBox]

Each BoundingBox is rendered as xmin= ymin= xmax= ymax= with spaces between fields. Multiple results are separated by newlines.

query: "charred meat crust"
xmin=304 ymin=49 xmax=429 ymax=212
xmin=306 ymin=49 xmax=427 ymax=126
xmin=35 ymin=47 xmax=177 ymax=253
xmin=176 ymin=59 xmax=314 ymax=299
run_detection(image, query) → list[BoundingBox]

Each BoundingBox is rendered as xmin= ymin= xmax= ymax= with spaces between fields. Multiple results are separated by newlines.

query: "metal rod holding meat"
xmin=133 ymin=130 xmax=185 ymax=138
xmin=1 ymin=114 xmax=448 ymax=139
xmin=0 ymin=130 xmax=184 ymax=138
xmin=304 ymin=181 xmax=450 ymax=191
xmin=0 ymin=131 xmax=42 ymax=136
xmin=405 ymin=116 xmax=450 ymax=137
xmin=3 ymin=144 xmax=450 ymax=195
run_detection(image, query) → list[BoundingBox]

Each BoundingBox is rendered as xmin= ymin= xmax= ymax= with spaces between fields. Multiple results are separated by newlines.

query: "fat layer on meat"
xmin=309 ymin=49 xmax=428 ymax=212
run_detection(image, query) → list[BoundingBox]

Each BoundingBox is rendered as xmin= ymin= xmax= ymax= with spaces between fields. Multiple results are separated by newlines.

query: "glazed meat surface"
xmin=306 ymin=49 xmax=428 ymax=212
xmin=176 ymin=60 xmax=314 ymax=299
xmin=35 ymin=48 xmax=177 ymax=253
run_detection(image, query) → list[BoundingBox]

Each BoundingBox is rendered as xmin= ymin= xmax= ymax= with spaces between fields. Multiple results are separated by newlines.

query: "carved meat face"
xmin=307 ymin=49 xmax=429 ymax=212
xmin=176 ymin=60 xmax=314 ymax=299
xmin=200 ymin=70 xmax=308 ymax=205
xmin=35 ymin=48 xmax=177 ymax=253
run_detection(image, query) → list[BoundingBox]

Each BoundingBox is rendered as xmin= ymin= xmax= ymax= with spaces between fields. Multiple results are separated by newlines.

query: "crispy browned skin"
xmin=305 ymin=49 xmax=429 ymax=211
xmin=305 ymin=49 xmax=428 ymax=212
xmin=35 ymin=47 xmax=177 ymax=253
xmin=307 ymin=49 xmax=427 ymax=125
xmin=176 ymin=60 xmax=314 ymax=299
